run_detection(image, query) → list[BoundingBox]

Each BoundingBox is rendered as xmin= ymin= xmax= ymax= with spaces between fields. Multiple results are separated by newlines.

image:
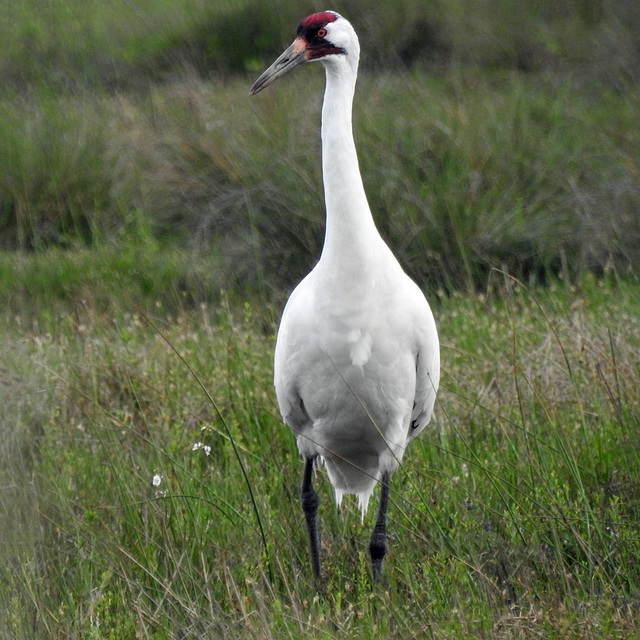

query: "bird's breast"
xmin=310 ymin=265 xmax=412 ymax=369
xmin=274 ymin=261 xmax=423 ymax=433
xmin=346 ymin=328 xmax=373 ymax=366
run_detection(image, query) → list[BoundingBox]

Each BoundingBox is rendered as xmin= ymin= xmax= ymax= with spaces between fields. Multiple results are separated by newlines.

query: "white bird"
xmin=250 ymin=11 xmax=440 ymax=581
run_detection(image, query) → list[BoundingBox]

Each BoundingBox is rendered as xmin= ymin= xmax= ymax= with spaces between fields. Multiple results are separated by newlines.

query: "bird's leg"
xmin=369 ymin=471 xmax=391 ymax=582
xmin=300 ymin=456 xmax=321 ymax=580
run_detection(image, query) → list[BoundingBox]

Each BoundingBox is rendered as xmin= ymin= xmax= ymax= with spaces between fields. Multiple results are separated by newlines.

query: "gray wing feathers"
xmin=409 ymin=321 xmax=440 ymax=439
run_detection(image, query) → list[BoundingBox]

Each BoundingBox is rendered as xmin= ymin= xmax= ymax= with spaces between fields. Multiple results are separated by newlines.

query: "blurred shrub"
xmin=354 ymin=73 xmax=640 ymax=288
xmin=39 ymin=71 xmax=636 ymax=292
xmin=0 ymin=92 xmax=116 ymax=249
xmin=1 ymin=0 xmax=639 ymax=291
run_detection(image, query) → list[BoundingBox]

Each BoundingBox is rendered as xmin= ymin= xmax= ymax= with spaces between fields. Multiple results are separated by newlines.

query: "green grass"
xmin=0 ymin=241 xmax=225 ymax=323
xmin=1 ymin=254 xmax=640 ymax=638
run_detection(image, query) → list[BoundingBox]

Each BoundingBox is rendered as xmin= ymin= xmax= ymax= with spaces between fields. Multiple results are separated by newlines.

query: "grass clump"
xmin=0 ymin=90 xmax=116 ymax=249
xmin=0 ymin=239 xmax=224 ymax=325
xmin=355 ymin=71 xmax=640 ymax=288
xmin=2 ymin=69 xmax=638 ymax=291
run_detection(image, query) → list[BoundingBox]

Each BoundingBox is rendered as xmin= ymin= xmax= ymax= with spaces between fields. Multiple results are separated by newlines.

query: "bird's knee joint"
xmin=369 ymin=533 xmax=387 ymax=564
xmin=300 ymin=487 xmax=320 ymax=514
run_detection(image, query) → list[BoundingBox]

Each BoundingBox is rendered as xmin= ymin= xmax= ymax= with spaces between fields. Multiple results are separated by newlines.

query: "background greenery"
xmin=1 ymin=0 xmax=640 ymax=637
xmin=1 ymin=0 xmax=639 ymax=290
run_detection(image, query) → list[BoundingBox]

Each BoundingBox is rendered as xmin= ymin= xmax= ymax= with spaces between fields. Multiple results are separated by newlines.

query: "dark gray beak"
xmin=249 ymin=38 xmax=308 ymax=96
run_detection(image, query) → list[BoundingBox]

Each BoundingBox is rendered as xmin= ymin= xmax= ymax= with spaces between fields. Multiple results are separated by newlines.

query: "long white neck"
xmin=317 ymin=55 xmax=384 ymax=274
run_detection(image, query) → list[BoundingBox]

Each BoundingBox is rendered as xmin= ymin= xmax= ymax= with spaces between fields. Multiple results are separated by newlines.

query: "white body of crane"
xmin=251 ymin=10 xmax=439 ymax=579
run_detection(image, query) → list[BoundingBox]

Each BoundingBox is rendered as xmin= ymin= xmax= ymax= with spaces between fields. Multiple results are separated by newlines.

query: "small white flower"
xmin=152 ymin=474 xmax=163 ymax=487
xmin=192 ymin=441 xmax=211 ymax=456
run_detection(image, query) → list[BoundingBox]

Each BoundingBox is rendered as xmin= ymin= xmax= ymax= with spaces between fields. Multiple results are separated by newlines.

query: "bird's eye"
xmin=317 ymin=28 xmax=327 ymax=38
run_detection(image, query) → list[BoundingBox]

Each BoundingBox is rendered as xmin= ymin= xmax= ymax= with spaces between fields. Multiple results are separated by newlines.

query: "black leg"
xmin=300 ymin=456 xmax=321 ymax=580
xmin=369 ymin=472 xmax=390 ymax=582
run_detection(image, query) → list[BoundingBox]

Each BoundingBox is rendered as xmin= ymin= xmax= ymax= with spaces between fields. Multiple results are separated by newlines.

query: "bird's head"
xmin=249 ymin=11 xmax=359 ymax=95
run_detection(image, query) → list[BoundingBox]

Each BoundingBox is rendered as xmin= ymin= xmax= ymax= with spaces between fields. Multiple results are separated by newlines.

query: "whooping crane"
xmin=250 ymin=10 xmax=440 ymax=582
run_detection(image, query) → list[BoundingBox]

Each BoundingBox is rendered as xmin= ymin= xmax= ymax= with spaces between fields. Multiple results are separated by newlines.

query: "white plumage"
xmin=251 ymin=10 xmax=439 ymax=581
